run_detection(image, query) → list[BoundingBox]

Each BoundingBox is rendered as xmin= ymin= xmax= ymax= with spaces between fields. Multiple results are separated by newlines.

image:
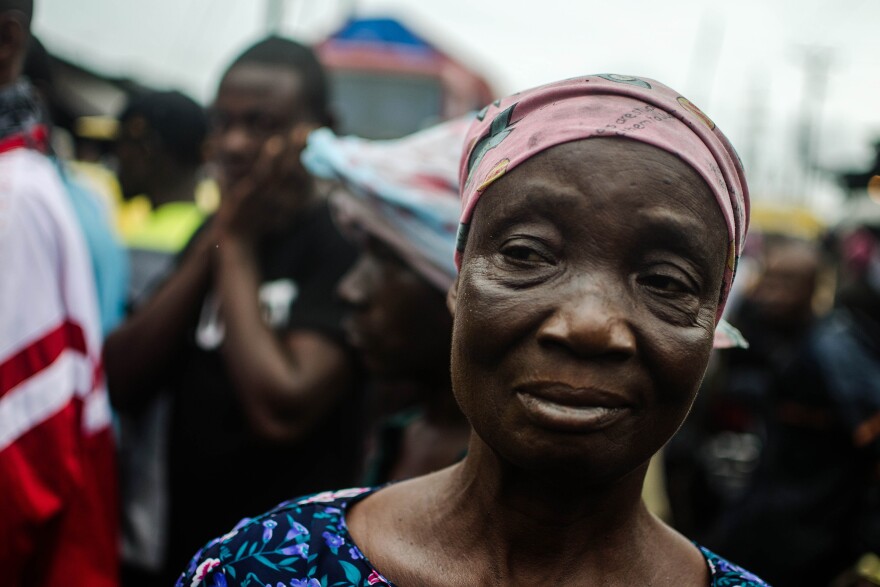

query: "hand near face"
xmin=215 ymin=122 xmax=317 ymax=240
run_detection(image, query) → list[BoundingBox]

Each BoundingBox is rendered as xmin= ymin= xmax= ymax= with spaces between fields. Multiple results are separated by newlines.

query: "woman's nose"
xmin=536 ymin=281 xmax=637 ymax=360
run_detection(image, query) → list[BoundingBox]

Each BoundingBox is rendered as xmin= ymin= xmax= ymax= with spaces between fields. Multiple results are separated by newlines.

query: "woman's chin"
xmin=478 ymin=431 xmax=650 ymax=488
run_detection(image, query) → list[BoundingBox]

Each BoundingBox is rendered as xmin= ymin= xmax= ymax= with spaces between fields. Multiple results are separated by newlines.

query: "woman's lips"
xmin=514 ymin=382 xmax=632 ymax=432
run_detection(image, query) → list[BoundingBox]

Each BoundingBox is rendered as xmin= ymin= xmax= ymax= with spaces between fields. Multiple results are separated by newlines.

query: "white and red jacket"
xmin=0 ymin=147 xmax=118 ymax=586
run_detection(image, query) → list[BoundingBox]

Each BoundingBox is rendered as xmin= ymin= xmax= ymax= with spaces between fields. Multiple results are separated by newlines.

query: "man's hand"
xmin=215 ymin=122 xmax=317 ymax=241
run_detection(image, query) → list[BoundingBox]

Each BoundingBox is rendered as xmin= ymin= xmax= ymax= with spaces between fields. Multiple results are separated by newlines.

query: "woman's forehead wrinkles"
xmin=638 ymin=210 xmax=725 ymax=263
xmin=454 ymin=76 xmax=749 ymax=330
xmin=471 ymin=192 xmax=584 ymax=244
xmin=474 ymin=148 xmax=712 ymax=224
xmin=486 ymin=180 xmax=584 ymax=213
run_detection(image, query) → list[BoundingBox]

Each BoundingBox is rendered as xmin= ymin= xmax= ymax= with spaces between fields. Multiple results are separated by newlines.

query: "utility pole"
xmin=741 ymin=72 xmax=768 ymax=199
xmin=686 ymin=13 xmax=726 ymax=112
xmin=265 ymin=0 xmax=287 ymax=34
xmin=795 ymin=46 xmax=833 ymax=204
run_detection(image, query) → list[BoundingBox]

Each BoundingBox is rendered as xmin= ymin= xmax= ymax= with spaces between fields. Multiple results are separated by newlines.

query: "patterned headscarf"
xmin=303 ymin=117 xmax=470 ymax=292
xmin=456 ymin=74 xmax=750 ymax=348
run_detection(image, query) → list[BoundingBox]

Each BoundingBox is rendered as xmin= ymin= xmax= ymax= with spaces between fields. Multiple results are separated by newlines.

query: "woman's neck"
xmin=425 ymin=440 xmax=661 ymax=581
xmin=348 ymin=441 xmax=702 ymax=586
xmin=451 ymin=438 xmax=650 ymax=534
xmin=416 ymin=448 xmax=663 ymax=585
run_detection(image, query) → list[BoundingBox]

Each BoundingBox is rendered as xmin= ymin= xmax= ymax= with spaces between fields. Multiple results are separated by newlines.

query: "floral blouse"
xmin=177 ymin=487 xmax=769 ymax=587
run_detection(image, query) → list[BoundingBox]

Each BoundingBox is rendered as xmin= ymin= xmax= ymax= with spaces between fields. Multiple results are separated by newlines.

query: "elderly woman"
xmin=177 ymin=75 xmax=766 ymax=586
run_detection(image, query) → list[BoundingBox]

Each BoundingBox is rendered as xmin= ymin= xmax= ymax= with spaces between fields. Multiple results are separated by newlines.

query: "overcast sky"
xmin=33 ymin=0 xmax=880 ymax=208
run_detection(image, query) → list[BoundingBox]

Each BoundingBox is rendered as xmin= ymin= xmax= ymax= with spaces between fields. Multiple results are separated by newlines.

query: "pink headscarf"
xmin=455 ymin=74 xmax=750 ymax=347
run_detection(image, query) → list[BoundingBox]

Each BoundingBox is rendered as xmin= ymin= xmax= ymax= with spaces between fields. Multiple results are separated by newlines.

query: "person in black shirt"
xmin=104 ymin=37 xmax=361 ymax=586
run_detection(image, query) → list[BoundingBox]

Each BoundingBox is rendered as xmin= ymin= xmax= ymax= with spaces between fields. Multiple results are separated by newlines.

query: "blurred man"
xmin=746 ymin=238 xmax=822 ymax=332
xmin=0 ymin=0 xmax=118 ymax=585
xmin=712 ymin=227 xmax=880 ymax=585
xmin=710 ymin=238 xmax=822 ymax=454
xmin=104 ymin=36 xmax=361 ymax=585
xmin=115 ymin=90 xmax=208 ymax=305
xmin=113 ymin=90 xmax=209 ymax=582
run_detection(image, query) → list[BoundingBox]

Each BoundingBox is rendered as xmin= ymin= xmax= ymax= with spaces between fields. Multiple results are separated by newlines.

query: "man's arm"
xmin=103 ymin=227 xmax=216 ymax=411
xmin=213 ymin=234 xmax=354 ymax=444
xmin=207 ymin=126 xmax=352 ymax=443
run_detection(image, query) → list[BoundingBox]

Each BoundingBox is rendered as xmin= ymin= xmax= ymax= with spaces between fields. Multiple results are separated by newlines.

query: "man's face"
xmin=749 ymin=244 xmax=819 ymax=327
xmin=114 ymin=115 xmax=152 ymax=199
xmin=209 ymin=63 xmax=308 ymax=186
xmin=0 ymin=11 xmax=29 ymax=87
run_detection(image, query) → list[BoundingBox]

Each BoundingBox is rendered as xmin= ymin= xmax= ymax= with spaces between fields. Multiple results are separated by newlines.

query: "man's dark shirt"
xmin=162 ymin=199 xmax=362 ymax=582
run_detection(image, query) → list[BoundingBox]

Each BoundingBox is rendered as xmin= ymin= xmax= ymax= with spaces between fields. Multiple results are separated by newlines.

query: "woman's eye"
xmin=501 ymin=244 xmax=547 ymax=263
xmin=641 ymin=274 xmax=694 ymax=294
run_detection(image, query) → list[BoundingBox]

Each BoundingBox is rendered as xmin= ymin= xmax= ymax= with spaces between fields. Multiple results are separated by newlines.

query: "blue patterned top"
xmin=176 ymin=486 xmax=769 ymax=587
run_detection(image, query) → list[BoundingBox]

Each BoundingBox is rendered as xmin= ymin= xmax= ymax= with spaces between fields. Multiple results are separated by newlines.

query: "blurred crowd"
xmin=1 ymin=1 xmax=879 ymax=586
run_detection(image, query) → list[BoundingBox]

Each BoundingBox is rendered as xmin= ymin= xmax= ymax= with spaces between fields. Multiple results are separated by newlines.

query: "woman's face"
xmin=337 ymin=236 xmax=452 ymax=381
xmin=450 ymin=138 xmax=728 ymax=483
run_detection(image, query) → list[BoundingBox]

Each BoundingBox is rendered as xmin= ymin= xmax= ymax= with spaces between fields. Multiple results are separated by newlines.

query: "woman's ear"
xmin=446 ymin=276 xmax=459 ymax=318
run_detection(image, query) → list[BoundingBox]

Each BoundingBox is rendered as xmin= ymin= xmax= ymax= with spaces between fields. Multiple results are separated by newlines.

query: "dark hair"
xmin=226 ymin=35 xmax=332 ymax=127
xmin=0 ymin=0 xmax=33 ymax=21
xmin=119 ymin=90 xmax=208 ymax=167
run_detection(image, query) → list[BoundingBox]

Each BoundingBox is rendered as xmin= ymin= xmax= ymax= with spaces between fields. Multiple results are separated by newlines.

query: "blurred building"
xmin=316 ymin=17 xmax=495 ymax=139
